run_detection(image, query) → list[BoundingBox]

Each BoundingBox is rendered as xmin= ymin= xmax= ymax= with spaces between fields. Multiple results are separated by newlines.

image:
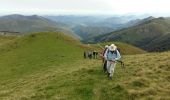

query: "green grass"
xmin=0 ymin=35 xmax=18 ymax=46
xmin=0 ymin=32 xmax=83 ymax=82
xmin=0 ymin=32 xmax=169 ymax=100
xmin=98 ymin=42 xmax=146 ymax=55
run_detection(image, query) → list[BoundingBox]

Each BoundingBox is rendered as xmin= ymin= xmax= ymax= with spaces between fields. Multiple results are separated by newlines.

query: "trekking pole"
xmin=97 ymin=43 xmax=104 ymax=50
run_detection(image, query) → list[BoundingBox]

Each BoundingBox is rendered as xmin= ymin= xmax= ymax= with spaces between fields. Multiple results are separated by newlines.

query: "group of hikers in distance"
xmin=84 ymin=44 xmax=122 ymax=80
xmin=84 ymin=51 xmax=99 ymax=59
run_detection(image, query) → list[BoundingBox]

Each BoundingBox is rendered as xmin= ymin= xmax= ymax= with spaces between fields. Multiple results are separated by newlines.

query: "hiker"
xmin=103 ymin=45 xmax=109 ymax=73
xmin=93 ymin=51 xmax=96 ymax=59
xmin=95 ymin=52 xmax=98 ymax=59
xmin=84 ymin=51 xmax=87 ymax=59
xmin=104 ymin=44 xmax=121 ymax=80
xmin=88 ymin=51 xmax=92 ymax=59
xmin=93 ymin=51 xmax=98 ymax=59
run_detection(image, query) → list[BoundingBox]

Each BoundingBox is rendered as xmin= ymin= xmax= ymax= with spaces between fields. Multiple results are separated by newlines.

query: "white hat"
xmin=105 ymin=45 xmax=109 ymax=48
xmin=109 ymin=44 xmax=117 ymax=51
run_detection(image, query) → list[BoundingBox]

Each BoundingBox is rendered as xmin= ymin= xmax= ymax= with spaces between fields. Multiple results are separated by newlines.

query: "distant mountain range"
xmin=0 ymin=14 xmax=142 ymax=40
xmin=0 ymin=14 xmax=80 ymax=39
xmin=1 ymin=14 xmax=170 ymax=52
xmin=45 ymin=15 xmax=141 ymax=39
xmin=89 ymin=16 xmax=170 ymax=52
xmin=0 ymin=14 xmax=59 ymax=33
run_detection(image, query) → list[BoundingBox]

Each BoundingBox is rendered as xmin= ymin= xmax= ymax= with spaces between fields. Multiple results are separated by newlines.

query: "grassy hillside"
xmin=0 ymin=35 xmax=18 ymax=46
xmin=81 ymin=42 xmax=146 ymax=56
xmin=91 ymin=17 xmax=170 ymax=52
xmin=97 ymin=42 xmax=146 ymax=55
xmin=0 ymin=32 xmax=84 ymax=82
xmin=0 ymin=32 xmax=169 ymax=100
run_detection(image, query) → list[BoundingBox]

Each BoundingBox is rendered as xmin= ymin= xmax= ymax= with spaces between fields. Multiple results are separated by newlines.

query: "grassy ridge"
xmin=0 ymin=32 xmax=169 ymax=100
xmin=26 ymin=52 xmax=169 ymax=100
xmin=0 ymin=32 xmax=84 ymax=82
xmin=91 ymin=17 xmax=170 ymax=52
xmin=97 ymin=42 xmax=146 ymax=55
xmin=1 ymin=51 xmax=169 ymax=100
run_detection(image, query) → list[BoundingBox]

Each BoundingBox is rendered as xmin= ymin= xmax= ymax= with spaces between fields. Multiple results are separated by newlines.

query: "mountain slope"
xmin=0 ymin=32 xmax=85 ymax=81
xmin=0 ymin=32 xmax=169 ymax=99
xmin=98 ymin=42 xmax=146 ymax=55
xmin=45 ymin=15 xmax=142 ymax=40
xmin=0 ymin=14 xmax=58 ymax=33
xmin=73 ymin=26 xmax=114 ymax=40
xmin=92 ymin=17 xmax=170 ymax=52
xmin=0 ymin=14 xmax=81 ymax=39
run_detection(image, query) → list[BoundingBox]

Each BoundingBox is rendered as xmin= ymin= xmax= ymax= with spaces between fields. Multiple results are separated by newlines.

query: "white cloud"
xmin=0 ymin=0 xmax=170 ymax=15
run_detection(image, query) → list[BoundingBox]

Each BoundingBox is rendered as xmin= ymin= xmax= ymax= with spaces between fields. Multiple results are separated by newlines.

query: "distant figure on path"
xmin=88 ymin=51 xmax=92 ymax=59
xmin=95 ymin=52 xmax=98 ymax=59
xmin=84 ymin=51 xmax=87 ymax=59
xmin=93 ymin=51 xmax=96 ymax=59
xmin=93 ymin=51 xmax=98 ymax=59
xmin=104 ymin=44 xmax=121 ymax=80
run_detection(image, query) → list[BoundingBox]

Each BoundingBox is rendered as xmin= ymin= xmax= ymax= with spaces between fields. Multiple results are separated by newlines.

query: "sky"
xmin=1 ymin=0 xmax=170 ymax=16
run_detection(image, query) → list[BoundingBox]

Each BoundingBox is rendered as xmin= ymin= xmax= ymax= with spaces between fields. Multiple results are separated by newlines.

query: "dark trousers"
xmin=103 ymin=60 xmax=107 ymax=72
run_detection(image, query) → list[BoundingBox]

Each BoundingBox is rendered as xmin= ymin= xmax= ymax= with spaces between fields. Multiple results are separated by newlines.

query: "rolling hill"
xmin=45 ymin=15 xmax=142 ymax=40
xmin=0 ymin=32 xmax=169 ymax=99
xmin=0 ymin=14 xmax=81 ymax=39
xmin=0 ymin=32 xmax=84 ymax=84
xmin=91 ymin=17 xmax=170 ymax=52
xmin=72 ymin=26 xmax=114 ymax=40
xmin=0 ymin=14 xmax=60 ymax=33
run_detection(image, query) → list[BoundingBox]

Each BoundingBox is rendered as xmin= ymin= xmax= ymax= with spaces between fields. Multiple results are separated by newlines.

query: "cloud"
xmin=0 ymin=0 xmax=170 ymax=15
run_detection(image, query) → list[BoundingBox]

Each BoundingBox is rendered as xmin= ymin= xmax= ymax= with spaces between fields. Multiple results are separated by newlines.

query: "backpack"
xmin=108 ymin=49 xmax=118 ymax=56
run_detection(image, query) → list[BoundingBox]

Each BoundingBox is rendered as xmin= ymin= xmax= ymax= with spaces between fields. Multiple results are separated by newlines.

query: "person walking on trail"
xmin=93 ymin=51 xmax=99 ymax=59
xmin=104 ymin=44 xmax=121 ymax=80
xmin=103 ymin=45 xmax=109 ymax=73
xmin=93 ymin=51 xmax=96 ymax=59
xmin=88 ymin=51 xmax=93 ymax=59
xmin=84 ymin=51 xmax=87 ymax=59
